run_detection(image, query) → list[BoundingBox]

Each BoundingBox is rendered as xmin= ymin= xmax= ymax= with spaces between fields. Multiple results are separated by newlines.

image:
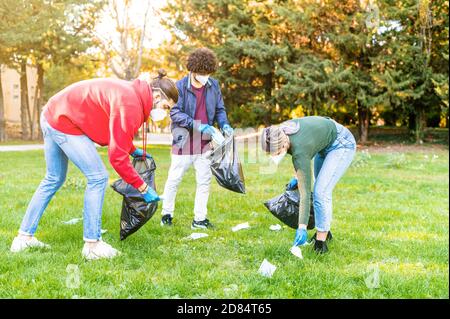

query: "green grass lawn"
xmin=0 ymin=144 xmax=448 ymax=298
xmin=0 ymin=139 xmax=43 ymax=146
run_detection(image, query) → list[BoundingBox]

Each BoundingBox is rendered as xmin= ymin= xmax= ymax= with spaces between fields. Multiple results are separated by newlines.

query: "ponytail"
xmin=150 ymin=69 xmax=179 ymax=103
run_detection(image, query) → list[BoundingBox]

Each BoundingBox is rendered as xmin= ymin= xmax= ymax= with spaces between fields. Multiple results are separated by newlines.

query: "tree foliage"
xmin=163 ymin=0 xmax=449 ymax=142
xmin=0 ymin=0 xmax=103 ymax=139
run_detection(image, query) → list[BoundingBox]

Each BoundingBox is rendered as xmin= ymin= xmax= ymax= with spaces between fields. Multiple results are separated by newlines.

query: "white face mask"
xmin=150 ymin=108 xmax=167 ymax=122
xmin=195 ymin=74 xmax=209 ymax=86
xmin=270 ymin=151 xmax=287 ymax=165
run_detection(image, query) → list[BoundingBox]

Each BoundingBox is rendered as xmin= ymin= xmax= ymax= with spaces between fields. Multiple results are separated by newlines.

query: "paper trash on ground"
xmin=232 ymin=222 xmax=250 ymax=232
xmin=269 ymin=224 xmax=282 ymax=231
xmin=62 ymin=218 xmax=83 ymax=225
xmin=184 ymin=233 xmax=209 ymax=240
xmin=101 ymin=229 xmax=107 ymax=234
xmin=258 ymin=259 xmax=277 ymax=278
xmin=290 ymin=246 xmax=303 ymax=259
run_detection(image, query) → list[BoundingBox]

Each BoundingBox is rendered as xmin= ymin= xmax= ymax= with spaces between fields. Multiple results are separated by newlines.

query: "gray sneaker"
xmin=191 ymin=218 xmax=214 ymax=229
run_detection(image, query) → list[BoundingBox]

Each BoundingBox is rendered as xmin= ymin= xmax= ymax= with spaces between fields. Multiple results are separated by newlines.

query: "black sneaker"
xmin=160 ymin=214 xmax=173 ymax=226
xmin=314 ymin=240 xmax=329 ymax=254
xmin=191 ymin=218 xmax=214 ymax=229
xmin=308 ymin=231 xmax=333 ymax=244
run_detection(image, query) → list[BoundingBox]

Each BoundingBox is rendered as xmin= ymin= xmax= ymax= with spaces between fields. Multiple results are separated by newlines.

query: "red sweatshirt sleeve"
xmin=108 ymin=105 xmax=145 ymax=189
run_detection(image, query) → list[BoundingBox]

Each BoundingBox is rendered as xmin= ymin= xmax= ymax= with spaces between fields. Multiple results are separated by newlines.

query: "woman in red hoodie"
xmin=10 ymin=70 xmax=178 ymax=260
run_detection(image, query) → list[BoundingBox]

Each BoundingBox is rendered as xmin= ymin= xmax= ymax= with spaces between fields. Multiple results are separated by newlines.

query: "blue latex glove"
xmin=286 ymin=177 xmax=298 ymax=190
xmin=198 ymin=124 xmax=216 ymax=136
xmin=293 ymin=228 xmax=308 ymax=246
xmin=142 ymin=187 xmax=160 ymax=203
xmin=131 ymin=148 xmax=152 ymax=159
xmin=222 ymin=124 xmax=234 ymax=136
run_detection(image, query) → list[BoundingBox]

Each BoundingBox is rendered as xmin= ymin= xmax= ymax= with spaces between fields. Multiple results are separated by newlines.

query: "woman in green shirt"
xmin=261 ymin=116 xmax=356 ymax=253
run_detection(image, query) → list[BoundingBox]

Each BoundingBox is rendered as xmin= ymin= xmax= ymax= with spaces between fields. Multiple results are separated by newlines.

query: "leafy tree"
xmin=43 ymin=54 xmax=105 ymax=102
xmin=0 ymin=45 xmax=11 ymax=141
xmin=0 ymin=0 xmax=103 ymax=139
xmin=96 ymin=0 xmax=153 ymax=80
xmin=163 ymin=0 xmax=288 ymax=126
xmin=373 ymin=0 xmax=448 ymax=143
xmin=0 ymin=68 xmax=5 ymax=142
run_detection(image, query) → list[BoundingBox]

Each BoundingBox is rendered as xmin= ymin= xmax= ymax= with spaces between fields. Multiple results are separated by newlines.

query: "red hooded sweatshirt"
xmin=43 ymin=78 xmax=152 ymax=189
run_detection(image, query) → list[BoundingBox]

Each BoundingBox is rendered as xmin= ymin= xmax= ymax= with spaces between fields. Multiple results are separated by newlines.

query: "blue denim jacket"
xmin=170 ymin=74 xmax=229 ymax=148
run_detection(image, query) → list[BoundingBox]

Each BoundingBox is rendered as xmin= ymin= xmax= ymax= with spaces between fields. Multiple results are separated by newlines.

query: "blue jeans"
xmin=313 ymin=121 xmax=356 ymax=232
xmin=19 ymin=114 xmax=108 ymax=242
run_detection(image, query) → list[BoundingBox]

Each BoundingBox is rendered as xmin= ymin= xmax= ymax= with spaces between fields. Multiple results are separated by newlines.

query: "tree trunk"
xmin=264 ymin=71 xmax=273 ymax=125
xmin=408 ymin=111 xmax=416 ymax=131
xmin=357 ymin=101 xmax=370 ymax=144
xmin=0 ymin=69 xmax=6 ymax=142
xmin=20 ymin=62 xmax=30 ymax=140
xmin=34 ymin=63 xmax=44 ymax=140
xmin=414 ymin=106 xmax=426 ymax=144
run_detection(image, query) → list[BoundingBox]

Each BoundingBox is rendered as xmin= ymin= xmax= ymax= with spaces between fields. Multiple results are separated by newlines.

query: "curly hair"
xmin=186 ymin=47 xmax=218 ymax=74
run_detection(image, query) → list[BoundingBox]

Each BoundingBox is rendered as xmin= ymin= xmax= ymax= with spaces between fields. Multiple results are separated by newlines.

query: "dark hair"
xmin=150 ymin=69 xmax=179 ymax=103
xmin=186 ymin=47 xmax=218 ymax=74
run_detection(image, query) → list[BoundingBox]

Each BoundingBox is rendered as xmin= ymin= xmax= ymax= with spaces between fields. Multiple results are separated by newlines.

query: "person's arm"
xmin=295 ymin=156 xmax=312 ymax=228
xmin=170 ymin=81 xmax=195 ymax=130
xmin=108 ymin=105 xmax=145 ymax=190
xmin=213 ymin=82 xmax=229 ymax=129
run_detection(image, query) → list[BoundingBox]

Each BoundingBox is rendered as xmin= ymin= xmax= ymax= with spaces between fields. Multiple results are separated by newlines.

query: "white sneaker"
xmin=82 ymin=240 xmax=121 ymax=260
xmin=10 ymin=236 xmax=51 ymax=253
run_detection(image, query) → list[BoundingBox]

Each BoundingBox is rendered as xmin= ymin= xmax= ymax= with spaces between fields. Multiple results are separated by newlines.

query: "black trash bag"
xmin=111 ymin=157 xmax=158 ymax=240
xmin=264 ymin=190 xmax=315 ymax=229
xmin=208 ymin=136 xmax=246 ymax=194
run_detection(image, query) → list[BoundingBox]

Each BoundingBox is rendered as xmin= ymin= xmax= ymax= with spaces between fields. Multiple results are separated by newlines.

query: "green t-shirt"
xmin=287 ymin=116 xmax=337 ymax=226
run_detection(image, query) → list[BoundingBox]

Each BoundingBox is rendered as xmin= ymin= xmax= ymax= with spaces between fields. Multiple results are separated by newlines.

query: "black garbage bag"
xmin=264 ymin=190 xmax=315 ymax=229
xmin=111 ymin=157 xmax=158 ymax=240
xmin=208 ymin=136 xmax=246 ymax=194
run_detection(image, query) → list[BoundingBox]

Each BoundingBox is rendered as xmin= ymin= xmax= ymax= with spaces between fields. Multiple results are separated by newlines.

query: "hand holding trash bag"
xmin=197 ymin=124 xmax=215 ymax=135
xmin=198 ymin=124 xmax=225 ymax=144
xmin=221 ymin=124 xmax=234 ymax=136
xmin=141 ymin=186 xmax=160 ymax=203
xmin=131 ymin=148 xmax=152 ymax=159
xmin=111 ymin=157 xmax=158 ymax=240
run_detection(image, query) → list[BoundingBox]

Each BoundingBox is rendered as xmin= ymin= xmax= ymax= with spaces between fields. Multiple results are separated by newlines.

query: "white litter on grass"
xmin=101 ymin=229 xmax=107 ymax=234
xmin=62 ymin=218 xmax=83 ymax=225
xmin=258 ymin=259 xmax=277 ymax=278
xmin=232 ymin=222 xmax=250 ymax=232
xmin=223 ymin=284 xmax=239 ymax=295
xmin=290 ymin=246 xmax=303 ymax=259
xmin=269 ymin=224 xmax=282 ymax=231
xmin=184 ymin=233 xmax=209 ymax=240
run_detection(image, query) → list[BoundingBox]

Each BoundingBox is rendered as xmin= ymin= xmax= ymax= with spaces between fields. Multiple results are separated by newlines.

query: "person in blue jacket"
xmin=160 ymin=47 xmax=234 ymax=229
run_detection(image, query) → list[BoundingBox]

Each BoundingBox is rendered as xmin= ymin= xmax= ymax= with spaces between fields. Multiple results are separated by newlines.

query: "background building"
xmin=0 ymin=65 xmax=38 ymax=139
